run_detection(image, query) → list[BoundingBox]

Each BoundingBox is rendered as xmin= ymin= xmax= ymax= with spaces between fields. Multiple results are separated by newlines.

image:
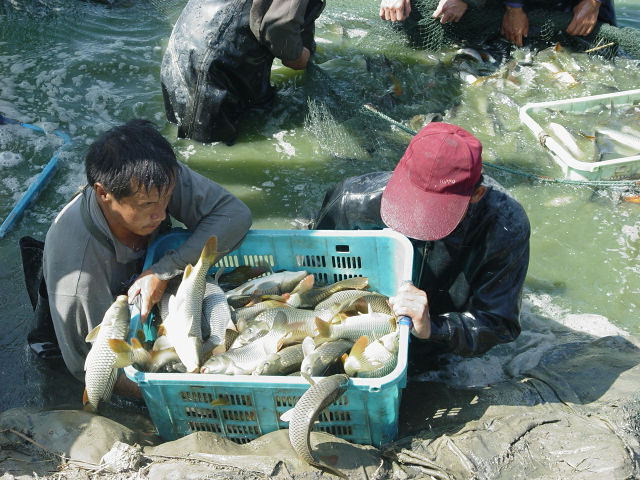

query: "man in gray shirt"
xmin=42 ymin=119 xmax=252 ymax=394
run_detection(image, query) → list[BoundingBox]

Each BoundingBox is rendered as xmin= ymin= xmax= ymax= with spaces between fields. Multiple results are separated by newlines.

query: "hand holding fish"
xmin=379 ymin=0 xmax=411 ymax=22
xmin=500 ymin=5 xmax=529 ymax=47
xmin=388 ymin=282 xmax=430 ymax=339
xmin=566 ymin=0 xmax=601 ymax=37
xmin=432 ymin=0 xmax=468 ymax=24
xmin=128 ymin=269 xmax=169 ymax=323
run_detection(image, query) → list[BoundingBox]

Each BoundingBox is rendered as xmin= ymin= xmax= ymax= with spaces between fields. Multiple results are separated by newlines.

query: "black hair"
xmin=86 ymin=119 xmax=178 ymax=200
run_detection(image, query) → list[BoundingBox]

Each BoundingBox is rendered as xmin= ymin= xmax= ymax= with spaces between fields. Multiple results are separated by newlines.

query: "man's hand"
xmin=380 ymin=0 xmax=411 ymax=22
xmin=566 ymin=0 xmax=600 ymax=36
xmin=500 ymin=5 xmax=529 ymax=47
xmin=127 ymin=269 xmax=169 ymax=323
xmin=388 ymin=282 xmax=431 ymax=339
xmin=432 ymin=0 xmax=468 ymax=24
xmin=282 ymin=47 xmax=310 ymax=70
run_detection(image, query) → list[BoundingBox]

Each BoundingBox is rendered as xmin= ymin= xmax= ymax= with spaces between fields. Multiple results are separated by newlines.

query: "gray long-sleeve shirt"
xmin=42 ymin=162 xmax=252 ymax=381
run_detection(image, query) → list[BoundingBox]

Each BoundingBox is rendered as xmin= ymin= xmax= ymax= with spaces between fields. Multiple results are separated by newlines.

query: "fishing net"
xmin=404 ymin=0 xmax=640 ymax=59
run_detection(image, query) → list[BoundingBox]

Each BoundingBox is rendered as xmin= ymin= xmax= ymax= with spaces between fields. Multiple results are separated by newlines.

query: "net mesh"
xmin=405 ymin=0 xmax=640 ymax=59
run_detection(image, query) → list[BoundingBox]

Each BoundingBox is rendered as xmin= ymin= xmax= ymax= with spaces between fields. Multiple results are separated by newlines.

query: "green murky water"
xmin=0 ymin=0 xmax=638 ymax=410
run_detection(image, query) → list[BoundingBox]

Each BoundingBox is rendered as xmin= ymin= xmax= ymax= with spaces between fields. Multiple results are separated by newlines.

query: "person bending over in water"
xmin=161 ymin=0 xmax=325 ymax=146
xmin=41 ymin=119 xmax=251 ymax=394
xmin=313 ymin=123 xmax=530 ymax=373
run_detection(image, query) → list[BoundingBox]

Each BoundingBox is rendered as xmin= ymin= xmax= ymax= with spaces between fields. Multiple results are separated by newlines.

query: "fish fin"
xmin=183 ymin=263 xmax=194 ymax=280
xmin=82 ymin=387 xmax=89 ymax=406
xmin=260 ymin=258 xmax=274 ymax=275
xmin=302 ymin=336 xmax=316 ymax=357
xmin=341 ymin=353 xmax=348 ymax=364
xmin=315 ymin=317 xmax=330 ymax=337
xmin=280 ymin=407 xmax=295 ymax=423
xmin=136 ymin=329 xmax=146 ymax=345
xmin=301 ymin=371 xmax=316 ymax=386
xmin=237 ymin=318 xmax=248 ymax=333
xmin=85 ymin=325 xmax=101 ymax=343
xmin=108 ymin=339 xmax=133 ymax=368
xmin=157 ymin=324 xmax=167 ymax=337
xmin=272 ymin=311 xmax=288 ymax=329
xmin=153 ymin=334 xmax=173 ymax=351
xmin=322 ymin=407 xmax=333 ymax=424
xmin=349 ymin=336 xmax=369 ymax=358
xmin=200 ymin=235 xmax=224 ymax=269
xmin=212 ymin=344 xmax=227 ymax=355
xmin=131 ymin=337 xmax=143 ymax=349
xmin=212 ymin=266 xmax=224 ymax=284
xmin=210 ymin=397 xmax=230 ymax=407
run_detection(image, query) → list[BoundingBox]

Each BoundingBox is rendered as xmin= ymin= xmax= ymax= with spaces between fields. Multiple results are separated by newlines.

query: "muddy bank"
xmin=2 ymin=333 xmax=640 ymax=479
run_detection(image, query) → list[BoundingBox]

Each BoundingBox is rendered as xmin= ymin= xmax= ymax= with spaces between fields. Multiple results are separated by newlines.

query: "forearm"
xmin=251 ymin=0 xmax=309 ymax=62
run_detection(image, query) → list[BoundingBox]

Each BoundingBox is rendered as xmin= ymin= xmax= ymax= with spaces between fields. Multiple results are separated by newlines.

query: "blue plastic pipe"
xmin=0 ymin=114 xmax=71 ymax=238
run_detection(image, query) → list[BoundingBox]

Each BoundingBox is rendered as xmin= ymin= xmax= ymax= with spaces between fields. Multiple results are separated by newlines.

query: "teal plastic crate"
xmin=520 ymin=88 xmax=640 ymax=181
xmin=125 ymin=228 xmax=413 ymax=447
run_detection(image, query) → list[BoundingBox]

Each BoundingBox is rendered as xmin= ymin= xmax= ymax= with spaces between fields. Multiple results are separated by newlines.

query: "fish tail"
xmin=318 ymin=456 xmax=349 ymax=479
xmin=82 ymin=388 xmax=97 ymax=414
xmin=201 ymin=235 xmax=224 ymax=269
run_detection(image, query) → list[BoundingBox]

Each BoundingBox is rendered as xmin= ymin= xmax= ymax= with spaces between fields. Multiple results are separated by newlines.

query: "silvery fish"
xmin=287 ymin=276 xmax=369 ymax=309
xmin=333 ymin=293 xmax=394 ymax=316
xmin=161 ymin=236 xmax=225 ymax=373
xmin=315 ymin=305 xmax=397 ymax=344
xmin=300 ymin=337 xmax=354 ymax=376
xmin=343 ymin=331 xmax=399 ymax=378
xmin=225 ymin=270 xmax=308 ymax=297
xmin=201 ymin=312 xmax=291 ymax=374
xmin=83 ymin=295 xmax=130 ymax=413
xmin=280 ymin=373 xmax=349 ymax=479
xmin=596 ymin=126 xmax=640 ymax=152
xmin=253 ymin=343 xmax=305 ymax=376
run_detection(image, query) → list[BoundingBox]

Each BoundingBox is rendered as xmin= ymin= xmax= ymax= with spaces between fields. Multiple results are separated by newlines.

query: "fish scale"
xmin=202 ymin=277 xmax=232 ymax=347
xmin=84 ymin=295 xmax=130 ymax=412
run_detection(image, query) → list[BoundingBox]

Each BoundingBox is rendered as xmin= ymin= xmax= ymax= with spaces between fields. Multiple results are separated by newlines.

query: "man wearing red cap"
xmin=313 ymin=122 xmax=530 ymax=372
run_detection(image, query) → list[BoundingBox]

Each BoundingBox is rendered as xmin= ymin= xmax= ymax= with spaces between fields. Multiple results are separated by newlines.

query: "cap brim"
xmin=381 ymin=163 xmax=471 ymax=241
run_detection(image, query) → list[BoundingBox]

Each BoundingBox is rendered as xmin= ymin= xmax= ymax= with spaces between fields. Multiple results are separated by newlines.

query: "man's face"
xmin=97 ymin=182 xmax=175 ymax=237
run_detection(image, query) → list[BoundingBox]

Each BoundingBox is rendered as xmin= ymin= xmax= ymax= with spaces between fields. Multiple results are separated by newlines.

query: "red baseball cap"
xmin=381 ymin=123 xmax=482 ymax=241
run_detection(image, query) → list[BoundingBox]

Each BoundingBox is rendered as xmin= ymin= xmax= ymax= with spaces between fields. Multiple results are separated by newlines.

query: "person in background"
xmin=42 ymin=119 xmax=252 ymax=394
xmin=161 ymin=0 xmax=325 ymax=146
xmin=380 ymin=0 xmax=615 ymax=47
xmin=313 ymin=122 xmax=530 ymax=373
